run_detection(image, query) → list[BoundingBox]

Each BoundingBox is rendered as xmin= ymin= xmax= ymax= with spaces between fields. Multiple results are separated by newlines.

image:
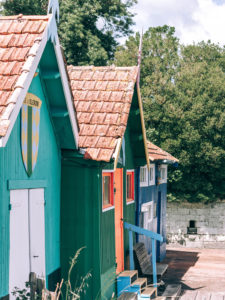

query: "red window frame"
xmin=102 ymin=172 xmax=114 ymax=210
xmin=126 ymin=170 xmax=134 ymax=203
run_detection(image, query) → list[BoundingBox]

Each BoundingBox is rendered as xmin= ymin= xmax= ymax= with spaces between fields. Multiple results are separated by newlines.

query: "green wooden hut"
xmin=0 ymin=14 xmax=78 ymax=299
xmin=61 ymin=66 xmax=149 ymax=299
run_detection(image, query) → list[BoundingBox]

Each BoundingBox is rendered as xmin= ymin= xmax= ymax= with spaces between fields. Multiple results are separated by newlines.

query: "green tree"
xmin=115 ymin=28 xmax=225 ymax=203
xmin=166 ymin=42 xmax=225 ymax=202
xmin=2 ymin=0 xmax=137 ymax=65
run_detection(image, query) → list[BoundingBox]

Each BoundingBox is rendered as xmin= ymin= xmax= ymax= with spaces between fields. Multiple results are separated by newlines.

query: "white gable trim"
xmin=0 ymin=15 xmax=79 ymax=149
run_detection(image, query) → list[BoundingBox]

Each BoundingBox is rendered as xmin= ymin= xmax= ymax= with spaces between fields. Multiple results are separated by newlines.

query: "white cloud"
xmin=125 ymin=0 xmax=225 ymax=46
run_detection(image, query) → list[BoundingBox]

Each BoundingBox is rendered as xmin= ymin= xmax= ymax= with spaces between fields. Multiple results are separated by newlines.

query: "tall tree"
xmin=114 ymin=25 xmax=180 ymax=140
xmin=115 ymin=29 xmax=225 ymax=203
xmin=2 ymin=0 xmax=137 ymax=65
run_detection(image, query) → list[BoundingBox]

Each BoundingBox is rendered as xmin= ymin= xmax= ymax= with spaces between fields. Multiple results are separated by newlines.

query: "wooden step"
xmin=162 ymin=284 xmax=182 ymax=299
xmin=117 ymin=292 xmax=138 ymax=300
xmin=131 ymin=277 xmax=147 ymax=290
xmin=141 ymin=286 xmax=157 ymax=297
xmin=119 ymin=270 xmax=138 ymax=283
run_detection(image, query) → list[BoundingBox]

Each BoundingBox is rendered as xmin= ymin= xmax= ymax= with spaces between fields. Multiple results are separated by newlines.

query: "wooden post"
xmin=129 ymin=230 xmax=134 ymax=270
xmin=29 ymin=272 xmax=37 ymax=300
xmin=37 ymin=278 xmax=45 ymax=300
xmin=151 ymin=239 xmax=157 ymax=289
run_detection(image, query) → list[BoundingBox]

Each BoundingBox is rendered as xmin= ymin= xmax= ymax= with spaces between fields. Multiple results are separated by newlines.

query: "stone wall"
xmin=166 ymin=201 xmax=225 ymax=248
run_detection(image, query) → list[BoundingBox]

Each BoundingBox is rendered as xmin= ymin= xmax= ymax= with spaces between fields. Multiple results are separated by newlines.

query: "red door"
xmin=114 ymin=168 xmax=124 ymax=273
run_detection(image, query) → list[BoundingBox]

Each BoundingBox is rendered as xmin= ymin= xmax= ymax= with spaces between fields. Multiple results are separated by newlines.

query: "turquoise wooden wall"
xmin=0 ymin=70 xmax=61 ymax=297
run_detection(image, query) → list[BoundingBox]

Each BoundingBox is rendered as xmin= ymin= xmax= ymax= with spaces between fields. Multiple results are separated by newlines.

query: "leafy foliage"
xmin=115 ymin=27 xmax=225 ymax=203
xmin=2 ymin=0 xmax=136 ymax=66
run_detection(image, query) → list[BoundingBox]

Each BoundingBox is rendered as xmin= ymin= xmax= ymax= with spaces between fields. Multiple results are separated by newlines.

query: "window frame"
xmin=158 ymin=164 xmax=167 ymax=184
xmin=149 ymin=164 xmax=155 ymax=186
xmin=102 ymin=170 xmax=114 ymax=212
xmin=140 ymin=165 xmax=148 ymax=187
xmin=141 ymin=201 xmax=153 ymax=224
xmin=126 ymin=170 xmax=135 ymax=204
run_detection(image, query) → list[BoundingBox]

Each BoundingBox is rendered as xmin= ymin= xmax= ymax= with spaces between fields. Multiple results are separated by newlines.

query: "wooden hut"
xmin=61 ymin=66 xmax=149 ymax=299
xmin=137 ymin=141 xmax=178 ymax=262
xmin=0 ymin=14 xmax=79 ymax=299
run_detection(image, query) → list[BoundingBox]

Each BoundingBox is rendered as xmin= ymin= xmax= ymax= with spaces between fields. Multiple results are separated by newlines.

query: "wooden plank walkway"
xmin=179 ymin=291 xmax=225 ymax=299
xmin=162 ymin=247 xmax=225 ymax=293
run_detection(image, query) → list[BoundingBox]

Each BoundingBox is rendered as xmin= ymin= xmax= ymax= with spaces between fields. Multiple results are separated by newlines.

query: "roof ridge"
xmin=0 ymin=15 xmax=50 ymax=21
xmin=67 ymin=65 xmax=138 ymax=71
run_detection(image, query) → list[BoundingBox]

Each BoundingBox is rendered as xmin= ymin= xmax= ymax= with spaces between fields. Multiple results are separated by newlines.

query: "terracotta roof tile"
xmin=86 ymin=91 xmax=100 ymax=101
xmin=104 ymin=113 xmax=119 ymax=125
xmin=83 ymin=80 xmax=96 ymax=90
xmin=0 ymin=20 xmax=13 ymax=34
xmin=120 ymin=113 xmax=129 ymax=125
xmin=97 ymin=148 xmax=114 ymax=161
xmin=78 ymin=136 xmax=86 ymax=147
xmin=68 ymin=65 xmax=138 ymax=162
xmin=0 ymin=91 xmax=12 ymax=106
xmin=107 ymin=81 xmax=120 ymax=91
xmin=79 ymin=124 xmax=97 ymax=136
xmin=80 ymin=70 xmax=94 ymax=80
xmin=89 ymin=101 xmax=103 ymax=112
xmin=100 ymin=102 xmax=114 ymax=113
xmin=113 ymin=102 xmax=124 ymax=113
xmin=84 ymin=148 xmax=100 ymax=160
xmin=76 ymin=100 xmax=91 ymax=112
xmin=78 ymin=112 xmax=92 ymax=123
xmin=103 ymin=71 xmax=116 ymax=81
xmin=92 ymin=70 xmax=105 ymax=80
xmin=94 ymin=124 xmax=109 ymax=137
xmin=84 ymin=136 xmax=99 ymax=147
xmin=0 ymin=15 xmax=48 ymax=137
xmin=8 ymin=20 xmax=27 ymax=34
xmin=110 ymin=91 xmax=124 ymax=102
xmin=90 ymin=112 xmax=106 ymax=124
xmin=0 ymin=34 xmax=13 ymax=47
xmin=95 ymin=80 xmax=108 ymax=91
xmin=147 ymin=141 xmax=179 ymax=163
xmin=96 ymin=137 xmax=116 ymax=149
xmin=98 ymin=91 xmax=111 ymax=101
xmin=72 ymin=90 xmax=88 ymax=101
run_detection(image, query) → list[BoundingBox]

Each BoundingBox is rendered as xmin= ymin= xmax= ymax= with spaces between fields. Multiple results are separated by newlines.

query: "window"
xmin=126 ymin=170 xmax=134 ymax=203
xmin=140 ymin=166 xmax=148 ymax=187
xmin=187 ymin=220 xmax=197 ymax=234
xmin=149 ymin=164 xmax=155 ymax=186
xmin=158 ymin=165 xmax=167 ymax=184
xmin=102 ymin=172 xmax=114 ymax=210
xmin=141 ymin=201 xmax=153 ymax=226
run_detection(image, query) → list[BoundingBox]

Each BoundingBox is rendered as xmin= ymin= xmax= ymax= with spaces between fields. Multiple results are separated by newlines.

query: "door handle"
xmin=33 ymin=255 xmax=39 ymax=258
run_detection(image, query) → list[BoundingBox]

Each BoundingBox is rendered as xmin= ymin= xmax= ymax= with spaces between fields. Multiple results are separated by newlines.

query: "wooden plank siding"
xmin=61 ymin=158 xmax=102 ymax=300
xmin=0 ymin=69 xmax=61 ymax=297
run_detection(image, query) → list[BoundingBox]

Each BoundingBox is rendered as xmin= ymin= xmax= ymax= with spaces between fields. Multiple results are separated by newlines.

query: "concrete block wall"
xmin=166 ymin=201 xmax=225 ymax=248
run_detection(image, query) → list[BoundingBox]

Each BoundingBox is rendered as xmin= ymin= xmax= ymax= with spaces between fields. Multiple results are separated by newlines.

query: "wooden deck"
xmin=161 ymin=246 xmax=225 ymax=298
xmin=179 ymin=291 xmax=225 ymax=299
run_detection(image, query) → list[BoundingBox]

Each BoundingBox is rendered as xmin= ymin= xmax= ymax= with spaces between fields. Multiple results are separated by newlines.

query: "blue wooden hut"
xmin=0 ymin=13 xmax=79 ymax=299
xmin=137 ymin=141 xmax=178 ymax=262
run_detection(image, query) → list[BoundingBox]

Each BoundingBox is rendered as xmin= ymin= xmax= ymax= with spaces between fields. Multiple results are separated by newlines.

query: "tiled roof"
xmin=147 ymin=141 xmax=178 ymax=163
xmin=0 ymin=14 xmax=49 ymax=136
xmin=67 ymin=65 xmax=138 ymax=162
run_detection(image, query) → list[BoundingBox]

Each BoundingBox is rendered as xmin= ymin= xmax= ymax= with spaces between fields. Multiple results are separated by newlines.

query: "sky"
xmin=128 ymin=0 xmax=225 ymax=46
